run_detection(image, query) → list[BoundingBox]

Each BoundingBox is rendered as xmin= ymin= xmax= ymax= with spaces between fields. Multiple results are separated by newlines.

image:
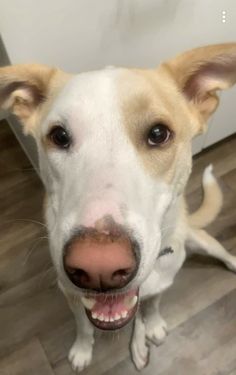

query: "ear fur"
xmin=0 ymin=64 xmax=69 ymax=135
xmin=164 ymin=43 xmax=236 ymax=127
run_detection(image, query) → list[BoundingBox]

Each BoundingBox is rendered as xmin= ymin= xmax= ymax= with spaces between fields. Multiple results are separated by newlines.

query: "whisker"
xmin=116 ymin=330 xmax=120 ymax=343
xmin=38 ymin=265 xmax=56 ymax=290
xmin=0 ymin=218 xmax=47 ymax=228
xmin=23 ymin=236 xmax=48 ymax=265
xmin=1 ymin=166 xmax=38 ymax=174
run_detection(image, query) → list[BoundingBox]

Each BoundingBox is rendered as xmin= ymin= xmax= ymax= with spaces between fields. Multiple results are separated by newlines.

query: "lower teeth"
xmin=92 ymin=312 xmax=128 ymax=322
xmin=85 ymin=293 xmax=138 ymax=323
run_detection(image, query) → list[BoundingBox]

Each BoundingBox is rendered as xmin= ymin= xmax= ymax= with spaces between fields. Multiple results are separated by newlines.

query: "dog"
xmin=0 ymin=43 xmax=236 ymax=372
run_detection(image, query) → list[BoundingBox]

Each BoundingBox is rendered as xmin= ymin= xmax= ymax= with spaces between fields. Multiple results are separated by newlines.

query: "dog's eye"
xmin=147 ymin=124 xmax=172 ymax=146
xmin=49 ymin=126 xmax=71 ymax=149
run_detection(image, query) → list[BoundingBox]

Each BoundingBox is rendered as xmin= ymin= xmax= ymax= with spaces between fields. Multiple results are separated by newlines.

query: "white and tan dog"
xmin=1 ymin=43 xmax=236 ymax=372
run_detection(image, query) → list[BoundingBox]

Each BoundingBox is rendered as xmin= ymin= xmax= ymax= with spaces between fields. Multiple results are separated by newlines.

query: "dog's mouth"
xmin=81 ymin=289 xmax=139 ymax=330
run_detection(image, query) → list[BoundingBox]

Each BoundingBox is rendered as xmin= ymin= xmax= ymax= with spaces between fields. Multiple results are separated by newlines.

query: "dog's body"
xmin=1 ymin=43 xmax=236 ymax=372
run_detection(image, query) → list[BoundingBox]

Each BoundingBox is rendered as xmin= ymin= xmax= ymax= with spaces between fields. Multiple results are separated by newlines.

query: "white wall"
xmin=0 ymin=0 xmax=236 ymax=155
xmin=1 ymin=0 xmax=236 ymax=71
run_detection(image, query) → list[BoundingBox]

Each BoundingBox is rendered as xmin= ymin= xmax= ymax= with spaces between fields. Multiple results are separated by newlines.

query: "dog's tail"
xmin=188 ymin=164 xmax=223 ymax=229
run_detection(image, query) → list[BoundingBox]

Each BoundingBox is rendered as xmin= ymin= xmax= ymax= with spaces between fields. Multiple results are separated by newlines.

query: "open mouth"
xmin=81 ymin=289 xmax=139 ymax=330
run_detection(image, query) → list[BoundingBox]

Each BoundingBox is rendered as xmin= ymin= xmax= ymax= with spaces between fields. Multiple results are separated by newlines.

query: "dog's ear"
xmin=0 ymin=64 xmax=69 ymax=135
xmin=164 ymin=43 xmax=236 ymax=128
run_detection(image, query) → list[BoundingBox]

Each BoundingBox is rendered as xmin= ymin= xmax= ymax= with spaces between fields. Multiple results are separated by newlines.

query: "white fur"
xmin=35 ymin=68 xmax=236 ymax=372
xmin=36 ymin=69 xmax=186 ymax=371
xmin=203 ymin=164 xmax=214 ymax=184
xmin=131 ymin=312 xmax=149 ymax=370
xmin=40 ymin=70 xmax=176 ymax=292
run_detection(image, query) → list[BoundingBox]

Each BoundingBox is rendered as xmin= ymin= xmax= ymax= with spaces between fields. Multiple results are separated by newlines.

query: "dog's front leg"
xmin=66 ymin=295 xmax=95 ymax=372
xmin=143 ymin=294 xmax=168 ymax=346
xmin=130 ymin=311 xmax=150 ymax=370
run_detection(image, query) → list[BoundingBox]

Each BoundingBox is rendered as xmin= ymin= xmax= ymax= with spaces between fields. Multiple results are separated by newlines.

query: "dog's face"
xmin=1 ymin=44 xmax=235 ymax=330
xmin=41 ymin=67 xmax=194 ymax=277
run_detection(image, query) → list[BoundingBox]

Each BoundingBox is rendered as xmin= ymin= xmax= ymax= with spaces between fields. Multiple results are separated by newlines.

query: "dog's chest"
xmin=140 ymin=243 xmax=186 ymax=299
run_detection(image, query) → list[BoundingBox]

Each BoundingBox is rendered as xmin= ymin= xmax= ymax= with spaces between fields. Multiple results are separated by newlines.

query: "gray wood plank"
xmin=0 ymin=338 xmax=54 ymax=375
xmin=101 ymin=289 xmax=236 ymax=375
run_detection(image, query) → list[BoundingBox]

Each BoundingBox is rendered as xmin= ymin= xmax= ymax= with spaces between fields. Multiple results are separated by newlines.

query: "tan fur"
xmin=0 ymin=63 xmax=71 ymax=135
xmin=119 ymin=67 xmax=195 ymax=184
xmin=119 ymin=44 xmax=236 ymax=186
xmin=164 ymin=43 xmax=236 ymax=123
xmin=188 ymin=169 xmax=223 ymax=228
xmin=0 ymin=44 xmax=234 ymax=224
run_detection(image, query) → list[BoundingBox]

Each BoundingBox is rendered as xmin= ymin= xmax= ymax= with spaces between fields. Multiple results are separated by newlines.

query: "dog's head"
xmin=1 ymin=44 xmax=236 ymax=329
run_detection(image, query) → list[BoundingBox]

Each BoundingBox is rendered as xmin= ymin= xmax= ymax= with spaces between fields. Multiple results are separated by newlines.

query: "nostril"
xmin=66 ymin=267 xmax=90 ymax=287
xmin=112 ymin=268 xmax=133 ymax=283
xmin=66 ymin=266 xmax=76 ymax=275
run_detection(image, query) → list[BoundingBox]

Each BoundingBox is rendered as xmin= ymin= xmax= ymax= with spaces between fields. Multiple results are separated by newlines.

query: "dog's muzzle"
xmin=63 ymin=218 xmax=140 ymax=330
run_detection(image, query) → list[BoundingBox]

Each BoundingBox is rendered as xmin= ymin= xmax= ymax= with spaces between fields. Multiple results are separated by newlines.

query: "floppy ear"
xmin=0 ymin=64 xmax=68 ymax=135
xmin=164 ymin=43 xmax=236 ymax=128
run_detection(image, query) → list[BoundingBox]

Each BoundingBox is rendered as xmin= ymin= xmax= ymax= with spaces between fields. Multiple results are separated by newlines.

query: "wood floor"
xmin=0 ymin=119 xmax=236 ymax=375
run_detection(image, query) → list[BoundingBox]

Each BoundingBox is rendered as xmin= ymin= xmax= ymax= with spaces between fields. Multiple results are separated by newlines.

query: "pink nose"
xmin=64 ymin=222 xmax=137 ymax=291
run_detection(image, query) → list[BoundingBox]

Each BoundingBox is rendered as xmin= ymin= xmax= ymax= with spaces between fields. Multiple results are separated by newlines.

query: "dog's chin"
xmin=81 ymin=288 xmax=139 ymax=331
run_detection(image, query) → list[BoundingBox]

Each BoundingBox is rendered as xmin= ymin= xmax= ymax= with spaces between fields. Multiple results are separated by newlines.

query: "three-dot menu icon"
xmin=222 ymin=10 xmax=226 ymax=23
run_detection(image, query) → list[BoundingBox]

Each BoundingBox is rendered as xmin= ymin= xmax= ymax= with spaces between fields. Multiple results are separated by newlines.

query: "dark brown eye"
xmin=147 ymin=124 xmax=172 ymax=146
xmin=49 ymin=126 xmax=71 ymax=149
